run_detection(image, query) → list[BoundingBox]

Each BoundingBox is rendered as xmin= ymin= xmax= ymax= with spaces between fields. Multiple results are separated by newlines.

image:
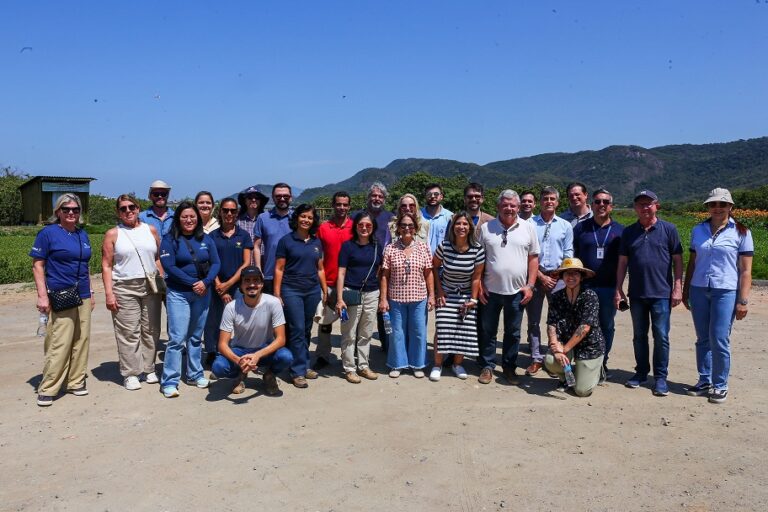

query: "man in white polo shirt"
xmin=478 ymin=189 xmax=540 ymax=385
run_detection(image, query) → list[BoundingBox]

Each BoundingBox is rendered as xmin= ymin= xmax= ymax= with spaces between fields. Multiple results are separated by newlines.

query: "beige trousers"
xmin=545 ymin=352 xmax=604 ymax=397
xmin=340 ymin=290 xmax=379 ymax=373
xmin=111 ymin=278 xmax=162 ymax=377
xmin=38 ymin=301 xmax=92 ymax=396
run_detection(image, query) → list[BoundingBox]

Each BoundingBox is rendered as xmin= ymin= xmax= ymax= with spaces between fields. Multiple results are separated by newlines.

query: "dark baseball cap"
xmin=634 ymin=190 xmax=659 ymax=202
xmin=240 ymin=266 xmax=264 ymax=281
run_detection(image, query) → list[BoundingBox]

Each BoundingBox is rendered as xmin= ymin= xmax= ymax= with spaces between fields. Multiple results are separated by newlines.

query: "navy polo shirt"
xmin=619 ymin=219 xmax=682 ymax=299
xmin=160 ymin=234 xmax=221 ymax=292
xmin=275 ymin=232 xmax=323 ymax=290
xmin=573 ymin=218 xmax=624 ymax=288
xmin=210 ymin=226 xmax=254 ymax=293
xmin=338 ymin=240 xmax=383 ymax=292
xmin=29 ymin=224 xmax=92 ymax=298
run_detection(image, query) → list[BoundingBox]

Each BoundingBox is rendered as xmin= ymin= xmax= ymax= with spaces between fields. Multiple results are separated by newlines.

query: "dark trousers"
xmin=478 ymin=291 xmax=525 ymax=370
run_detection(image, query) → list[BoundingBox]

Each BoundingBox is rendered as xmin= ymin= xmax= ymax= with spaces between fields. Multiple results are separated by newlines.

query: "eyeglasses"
xmin=707 ymin=201 xmax=730 ymax=208
xmin=399 ymin=223 xmax=415 ymax=230
xmin=221 ymin=207 xmax=238 ymax=214
xmin=501 ymin=229 xmax=508 ymax=247
xmin=118 ymin=204 xmax=138 ymax=213
xmin=426 ymin=192 xmax=441 ymax=197
xmin=593 ymin=199 xmax=611 ymax=205
xmin=61 ymin=207 xmax=81 ymax=214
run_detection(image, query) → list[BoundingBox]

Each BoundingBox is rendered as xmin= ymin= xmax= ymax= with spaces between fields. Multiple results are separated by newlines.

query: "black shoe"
xmin=709 ymin=389 xmax=727 ymax=404
xmin=685 ymin=382 xmax=712 ymax=397
xmin=204 ymin=352 xmax=217 ymax=368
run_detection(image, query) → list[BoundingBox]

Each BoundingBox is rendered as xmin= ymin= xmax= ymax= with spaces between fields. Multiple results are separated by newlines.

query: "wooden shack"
xmin=18 ymin=176 xmax=96 ymax=224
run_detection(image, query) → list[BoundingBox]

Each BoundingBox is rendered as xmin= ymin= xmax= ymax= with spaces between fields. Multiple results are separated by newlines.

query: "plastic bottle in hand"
xmin=564 ymin=364 xmax=577 ymax=387
xmin=36 ymin=312 xmax=48 ymax=337
xmin=382 ymin=311 xmax=393 ymax=334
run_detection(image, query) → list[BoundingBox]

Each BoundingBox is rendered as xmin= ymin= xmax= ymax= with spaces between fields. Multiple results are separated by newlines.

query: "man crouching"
xmin=212 ymin=266 xmax=293 ymax=395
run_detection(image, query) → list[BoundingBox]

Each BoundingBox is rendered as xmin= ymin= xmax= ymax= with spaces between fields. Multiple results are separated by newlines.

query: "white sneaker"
xmin=413 ymin=369 xmax=425 ymax=379
xmin=451 ymin=365 xmax=468 ymax=380
xmin=144 ymin=372 xmax=159 ymax=384
xmin=429 ymin=367 xmax=442 ymax=382
xmin=124 ymin=376 xmax=141 ymax=391
xmin=389 ymin=369 xmax=401 ymax=378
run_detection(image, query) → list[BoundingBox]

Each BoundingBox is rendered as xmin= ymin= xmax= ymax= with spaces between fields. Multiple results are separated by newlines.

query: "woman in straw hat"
xmin=544 ymin=258 xmax=605 ymax=397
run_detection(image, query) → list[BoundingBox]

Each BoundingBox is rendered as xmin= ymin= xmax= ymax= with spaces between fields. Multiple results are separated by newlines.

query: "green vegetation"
xmin=0 ymin=167 xmax=27 ymax=226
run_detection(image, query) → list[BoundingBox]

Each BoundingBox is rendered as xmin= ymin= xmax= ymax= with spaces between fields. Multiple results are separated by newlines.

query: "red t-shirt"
xmin=317 ymin=218 xmax=353 ymax=286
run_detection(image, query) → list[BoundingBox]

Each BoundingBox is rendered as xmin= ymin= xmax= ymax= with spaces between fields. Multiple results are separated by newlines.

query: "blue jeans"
xmin=282 ymin=284 xmax=321 ymax=378
xmin=526 ymin=286 xmax=555 ymax=363
xmin=629 ymin=297 xmax=671 ymax=379
xmin=592 ymin=286 xmax=618 ymax=364
xmin=479 ymin=291 xmax=525 ymax=370
xmin=203 ymin=289 xmax=242 ymax=354
xmin=162 ymin=288 xmax=210 ymax=388
xmin=387 ymin=299 xmax=427 ymax=369
xmin=211 ymin=344 xmax=293 ymax=378
xmin=689 ymin=286 xmax=736 ymax=391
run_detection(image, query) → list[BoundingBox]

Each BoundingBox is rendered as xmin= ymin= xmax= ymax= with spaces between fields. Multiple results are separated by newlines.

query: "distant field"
xmin=1 ymin=214 xmax=765 ymax=284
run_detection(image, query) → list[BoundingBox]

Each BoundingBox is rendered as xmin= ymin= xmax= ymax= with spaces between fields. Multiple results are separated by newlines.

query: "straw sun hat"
xmin=550 ymin=258 xmax=595 ymax=279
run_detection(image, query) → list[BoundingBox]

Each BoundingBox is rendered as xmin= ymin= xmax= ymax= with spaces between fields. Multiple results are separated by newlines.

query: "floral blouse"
xmin=546 ymin=287 xmax=605 ymax=360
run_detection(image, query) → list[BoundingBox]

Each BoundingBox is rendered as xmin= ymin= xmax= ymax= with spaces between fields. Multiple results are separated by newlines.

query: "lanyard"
xmin=592 ymin=223 xmax=613 ymax=249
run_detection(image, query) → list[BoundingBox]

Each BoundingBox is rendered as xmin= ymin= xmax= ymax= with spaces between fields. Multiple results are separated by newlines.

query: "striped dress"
xmin=434 ymin=240 xmax=485 ymax=356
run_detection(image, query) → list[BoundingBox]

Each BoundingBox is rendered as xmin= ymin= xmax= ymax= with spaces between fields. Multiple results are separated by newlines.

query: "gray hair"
xmin=497 ymin=189 xmax=520 ymax=205
xmin=592 ymin=188 xmax=613 ymax=203
xmin=540 ymin=186 xmax=560 ymax=200
xmin=49 ymin=193 xmax=83 ymax=224
xmin=368 ymin=181 xmax=388 ymax=198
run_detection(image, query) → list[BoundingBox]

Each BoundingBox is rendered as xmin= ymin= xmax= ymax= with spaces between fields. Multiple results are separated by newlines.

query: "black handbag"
xmin=48 ymin=230 xmax=85 ymax=312
xmin=335 ymin=242 xmax=378 ymax=307
xmin=182 ymin=236 xmax=211 ymax=279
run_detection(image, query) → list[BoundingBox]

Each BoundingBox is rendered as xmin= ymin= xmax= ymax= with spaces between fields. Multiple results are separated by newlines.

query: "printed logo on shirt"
xmin=160 ymin=249 xmax=170 ymax=258
xmin=83 ymin=242 xmax=91 ymax=249
xmin=32 ymin=246 xmax=41 ymax=252
xmin=235 ymin=242 xmax=242 ymax=248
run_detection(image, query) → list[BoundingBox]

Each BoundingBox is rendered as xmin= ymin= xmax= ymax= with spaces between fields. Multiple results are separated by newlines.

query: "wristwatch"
xmin=738 ymin=299 xmax=749 ymax=306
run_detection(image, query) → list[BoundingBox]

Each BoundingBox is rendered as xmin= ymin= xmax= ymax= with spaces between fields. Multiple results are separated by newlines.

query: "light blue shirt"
xmin=689 ymin=218 xmax=753 ymax=290
xmin=531 ymin=214 xmax=573 ymax=271
xmin=139 ymin=207 xmax=174 ymax=236
xmin=253 ymin=208 xmax=292 ymax=280
xmin=422 ymin=206 xmax=453 ymax=254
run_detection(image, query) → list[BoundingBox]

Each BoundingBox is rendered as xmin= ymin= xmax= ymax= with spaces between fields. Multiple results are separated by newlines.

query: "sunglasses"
xmin=151 ymin=191 xmax=168 ymax=198
xmin=357 ymin=222 xmax=373 ymax=229
xmin=501 ymin=229 xmax=508 ymax=247
xmin=426 ymin=192 xmax=441 ymax=197
xmin=61 ymin=207 xmax=81 ymax=214
xmin=118 ymin=204 xmax=138 ymax=213
xmin=707 ymin=201 xmax=731 ymax=208
xmin=593 ymin=199 xmax=611 ymax=205
xmin=221 ymin=207 xmax=238 ymax=214
xmin=274 ymin=194 xmax=291 ymax=200
xmin=399 ymin=223 xmax=415 ymax=230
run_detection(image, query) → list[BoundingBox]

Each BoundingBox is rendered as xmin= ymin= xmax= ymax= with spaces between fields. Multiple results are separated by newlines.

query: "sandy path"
xmin=1 ymin=281 xmax=766 ymax=511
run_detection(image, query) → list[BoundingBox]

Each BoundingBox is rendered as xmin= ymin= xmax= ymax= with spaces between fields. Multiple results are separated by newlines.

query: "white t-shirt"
xmin=480 ymin=218 xmax=540 ymax=295
xmin=219 ymin=294 xmax=286 ymax=349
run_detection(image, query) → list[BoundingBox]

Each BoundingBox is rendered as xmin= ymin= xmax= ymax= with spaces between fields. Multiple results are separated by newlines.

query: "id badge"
xmin=596 ymin=247 xmax=604 ymax=260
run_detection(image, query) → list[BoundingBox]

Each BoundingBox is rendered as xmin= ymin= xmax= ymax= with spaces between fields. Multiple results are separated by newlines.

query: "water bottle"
xmin=36 ymin=312 xmax=48 ymax=337
xmin=382 ymin=311 xmax=393 ymax=335
xmin=340 ymin=307 xmax=349 ymax=323
xmin=564 ymin=364 xmax=577 ymax=387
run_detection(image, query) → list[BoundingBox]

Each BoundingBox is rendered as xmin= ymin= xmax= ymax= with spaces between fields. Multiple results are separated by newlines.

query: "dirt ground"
xmin=1 ymin=280 xmax=767 ymax=512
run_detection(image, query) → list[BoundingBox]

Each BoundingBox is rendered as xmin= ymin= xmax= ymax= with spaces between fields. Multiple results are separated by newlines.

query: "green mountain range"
xmin=296 ymin=136 xmax=768 ymax=205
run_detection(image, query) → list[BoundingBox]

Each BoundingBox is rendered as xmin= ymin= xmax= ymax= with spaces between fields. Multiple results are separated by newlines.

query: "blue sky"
xmin=1 ymin=1 xmax=766 ymax=200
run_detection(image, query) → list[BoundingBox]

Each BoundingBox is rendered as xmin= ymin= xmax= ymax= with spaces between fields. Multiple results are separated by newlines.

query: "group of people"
xmin=31 ymin=178 xmax=753 ymax=406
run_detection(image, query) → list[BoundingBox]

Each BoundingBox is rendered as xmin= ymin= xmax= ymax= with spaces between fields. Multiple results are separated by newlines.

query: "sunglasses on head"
xmin=151 ymin=191 xmax=168 ymax=198
xmin=593 ymin=199 xmax=611 ymax=205
xmin=61 ymin=207 xmax=81 ymax=214
xmin=118 ymin=204 xmax=138 ymax=213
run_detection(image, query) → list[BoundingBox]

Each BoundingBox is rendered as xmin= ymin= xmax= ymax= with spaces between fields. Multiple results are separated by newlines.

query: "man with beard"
xmin=314 ymin=191 xmax=354 ymax=370
xmin=253 ymin=183 xmax=293 ymax=294
xmin=360 ymin=182 xmax=394 ymax=352
xmin=463 ymin=183 xmax=494 ymax=241
xmin=211 ymin=266 xmax=293 ymax=395
xmin=139 ymin=180 xmax=174 ymax=236
xmin=422 ymin=183 xmax=453 ymax=254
